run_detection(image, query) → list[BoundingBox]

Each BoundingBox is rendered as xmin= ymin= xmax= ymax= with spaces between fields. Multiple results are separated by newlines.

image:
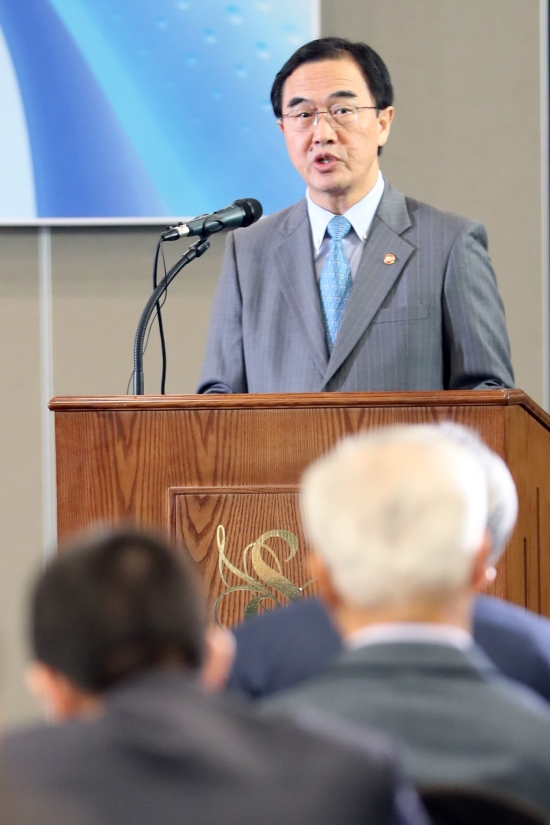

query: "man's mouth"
xmin=313 ymin=152 xmax=339 ymax=169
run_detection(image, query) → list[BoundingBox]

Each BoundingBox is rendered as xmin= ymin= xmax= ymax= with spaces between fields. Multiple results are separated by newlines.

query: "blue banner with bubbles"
xmin=0 ymin=0 xmax=317 ymax=221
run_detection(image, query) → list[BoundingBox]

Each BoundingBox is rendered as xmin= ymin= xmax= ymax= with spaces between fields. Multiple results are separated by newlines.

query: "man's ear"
xmin=200 ymin=626 xmax=236 ymax=694
xmin=377 ymin=106 xmax=394 ymax=149
xmin=469 ymin=531 xmax=495 ymax=594
xmin=27 ymin=662 xmax=99 ymax=722
xmin=309 ymin=553 xmax=341 ymax=611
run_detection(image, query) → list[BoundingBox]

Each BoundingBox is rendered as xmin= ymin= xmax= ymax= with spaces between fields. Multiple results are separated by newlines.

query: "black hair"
xmin=31 ymin=530 xmax=205 ymax=693
xmin=270 ymin=37 xmax=394 ymax=119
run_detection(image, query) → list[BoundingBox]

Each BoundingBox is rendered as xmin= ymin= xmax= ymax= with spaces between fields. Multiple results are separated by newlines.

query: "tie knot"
xmin=327 ymin=215 xmax=352 ymax=242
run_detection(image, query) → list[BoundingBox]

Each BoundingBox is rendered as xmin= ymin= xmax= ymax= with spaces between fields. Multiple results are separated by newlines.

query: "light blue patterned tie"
xmin=319 ymin=215 xmax=353 ymax=354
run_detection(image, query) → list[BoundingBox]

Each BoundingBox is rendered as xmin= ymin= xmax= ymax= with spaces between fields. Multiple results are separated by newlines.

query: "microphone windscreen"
xmin=235 ymin=198 xmax=263 ymax=227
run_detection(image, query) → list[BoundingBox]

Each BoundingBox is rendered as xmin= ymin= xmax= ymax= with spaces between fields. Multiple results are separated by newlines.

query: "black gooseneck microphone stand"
xmin=133 ymin=235 xmax=211 ymax=395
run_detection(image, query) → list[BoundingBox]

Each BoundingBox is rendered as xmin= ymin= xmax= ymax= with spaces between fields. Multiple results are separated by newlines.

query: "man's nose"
xmin=311 ymin=111 xmax=338 ymax=142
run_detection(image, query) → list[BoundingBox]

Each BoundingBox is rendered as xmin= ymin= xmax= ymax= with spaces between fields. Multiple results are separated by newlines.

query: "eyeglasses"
xmin=279 ymin=104 xmax=379 ymax=132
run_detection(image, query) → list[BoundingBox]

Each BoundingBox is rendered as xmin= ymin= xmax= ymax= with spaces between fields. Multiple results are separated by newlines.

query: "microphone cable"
xmin=153 ymin=238 xmax=168 ymax=395
xmin=125 ymin=238 xmax=169 ymax=395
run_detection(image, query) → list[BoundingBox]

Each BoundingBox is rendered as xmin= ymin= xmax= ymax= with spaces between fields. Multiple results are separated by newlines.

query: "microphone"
xmin=162 ymin=198 xmax=263 ymax=241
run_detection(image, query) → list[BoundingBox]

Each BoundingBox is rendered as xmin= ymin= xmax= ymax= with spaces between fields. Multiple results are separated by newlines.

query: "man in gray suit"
xmin=264 ymin=426 xmax=550 ymax=817
xmin=198 ymin=37 xmax=513 ymax=394
xmin=1 ymin=530 xmax=426 ymax=825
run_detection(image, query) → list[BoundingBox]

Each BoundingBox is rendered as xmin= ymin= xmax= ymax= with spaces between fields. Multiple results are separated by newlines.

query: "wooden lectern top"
xmin=50 ymin=388 xmax=549 ymax=420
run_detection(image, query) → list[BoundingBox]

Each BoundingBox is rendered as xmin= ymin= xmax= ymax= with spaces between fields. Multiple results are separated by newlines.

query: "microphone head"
xmin=234 ymin=198 xmax=263 ymax=227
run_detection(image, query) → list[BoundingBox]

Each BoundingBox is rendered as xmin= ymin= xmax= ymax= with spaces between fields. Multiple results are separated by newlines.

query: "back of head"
xmin=301 ymin=426 xmax=488 ymax=611
xmin=32 ymin=530 xmax=205 ymax=693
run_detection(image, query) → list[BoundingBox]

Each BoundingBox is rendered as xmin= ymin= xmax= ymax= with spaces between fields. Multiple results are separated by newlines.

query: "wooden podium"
xmin=50 ymin=390 xmax=550 ymax=624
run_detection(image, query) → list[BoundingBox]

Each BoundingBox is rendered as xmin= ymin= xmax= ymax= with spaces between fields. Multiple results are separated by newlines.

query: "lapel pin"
xmin=383 ymin=253 xmax=396 ymax=265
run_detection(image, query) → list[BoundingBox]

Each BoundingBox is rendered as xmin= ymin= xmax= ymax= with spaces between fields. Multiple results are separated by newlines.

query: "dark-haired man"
xmin=198 ymin=37 xmax=513 ymax=394
xmin=1 ymin=531 xmax=426 ymax=825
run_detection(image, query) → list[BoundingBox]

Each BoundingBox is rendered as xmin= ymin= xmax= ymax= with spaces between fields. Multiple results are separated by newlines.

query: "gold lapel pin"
xmin=383 ymin=253 xmax=396 ymax=265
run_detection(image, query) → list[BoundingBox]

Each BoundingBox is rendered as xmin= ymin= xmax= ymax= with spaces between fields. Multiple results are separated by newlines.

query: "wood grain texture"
xmin=503 ymin=405 xmax=550 ymax=612
xmin=52 ymin=391 xmax=550 ymax=615
xmin=526 ymin=416 xmax=550 ymax=614
xmin=504 ymin=405 xmax=529 ymax=606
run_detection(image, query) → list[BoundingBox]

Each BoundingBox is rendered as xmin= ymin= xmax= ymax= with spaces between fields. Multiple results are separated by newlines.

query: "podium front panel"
xmin=51 ymin=391 xmax=550 ymax=619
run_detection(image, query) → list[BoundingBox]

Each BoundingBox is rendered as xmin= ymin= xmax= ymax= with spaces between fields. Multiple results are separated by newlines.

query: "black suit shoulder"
xmin=1 ymin=671 xmax=418 ymax=825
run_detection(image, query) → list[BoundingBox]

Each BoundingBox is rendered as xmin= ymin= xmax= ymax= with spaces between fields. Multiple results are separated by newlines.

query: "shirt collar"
xmin=345 ymin=622 xmax=473 ymax=652
xmin=306 ymin=171 xmax=385 ymax=253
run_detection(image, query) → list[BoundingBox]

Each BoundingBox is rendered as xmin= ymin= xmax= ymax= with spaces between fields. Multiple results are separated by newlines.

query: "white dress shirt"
xmin=306 ymin=171 xmax=385 ymax=282
xmin=346 ymin=622 xmax=473 ymax=652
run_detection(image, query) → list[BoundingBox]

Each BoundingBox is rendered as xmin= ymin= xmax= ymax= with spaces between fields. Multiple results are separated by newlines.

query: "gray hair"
xmin=435 ymin=423 xmax=517 ymax=563
xmin=301 ymin=426 xmax=488 ymax=611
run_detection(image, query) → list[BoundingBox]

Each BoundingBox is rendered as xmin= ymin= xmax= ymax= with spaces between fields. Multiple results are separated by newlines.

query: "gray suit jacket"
xmin=263 ymin=642 xmax=550 ymax=817
xmin=1 ymin=670 xmax=426 ymax=825
xmin=198 ymin=184 xmax=514 ymax=393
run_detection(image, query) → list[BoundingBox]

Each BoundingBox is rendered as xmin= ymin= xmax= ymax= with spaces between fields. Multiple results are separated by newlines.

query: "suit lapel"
xmin=323 ymin=185 xmax=416 ymax=388
xmin=274 ymin=201 xmax=328 ymax=377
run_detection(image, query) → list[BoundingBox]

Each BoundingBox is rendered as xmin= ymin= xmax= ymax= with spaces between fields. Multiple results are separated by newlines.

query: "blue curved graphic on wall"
xmin=0 ymin=0 xmax=316 ymax=221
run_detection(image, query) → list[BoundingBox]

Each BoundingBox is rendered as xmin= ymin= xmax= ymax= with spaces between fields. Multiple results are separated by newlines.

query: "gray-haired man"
xmin=264 ymin=426 xmax=550 ymax=817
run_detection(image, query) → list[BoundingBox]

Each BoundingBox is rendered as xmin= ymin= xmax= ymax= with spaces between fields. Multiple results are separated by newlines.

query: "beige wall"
xmin=0 ymin=0 xmax=547 ymax=724
xmin=0 ymin=230 xmax=43 ymax=723
xmin=51 ymin=227 xmax=224 ymax=397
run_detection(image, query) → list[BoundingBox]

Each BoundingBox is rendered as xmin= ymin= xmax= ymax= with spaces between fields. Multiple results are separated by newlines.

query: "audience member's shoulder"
xmin=0 ymin=723 xmax=97 ymax=825
xmin=232 ymin=598 xmax=337 ymax=644
xmin=475 ymin=596 xmax=550 ymax=636
xmin=227 ymin=599 xmax=342 ymax=698
xmin=243 ymin=700 xmax=424 ymax=820
xmin=2 ymin=717 xmax=98 ymax=772
xmin=474 ymin=647 xmax=550 ymax=723
xmin=474 ymin=596 xmax=550 ymax=702
xmin=253 ymin=693 xmax=428 ymax=822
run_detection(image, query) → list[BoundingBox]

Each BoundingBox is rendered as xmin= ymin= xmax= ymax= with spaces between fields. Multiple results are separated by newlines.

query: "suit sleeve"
xmin=442 ymin=220 xmax=514 ymax=390
xmin=196 ymin=231 xmax=248 ymax=394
